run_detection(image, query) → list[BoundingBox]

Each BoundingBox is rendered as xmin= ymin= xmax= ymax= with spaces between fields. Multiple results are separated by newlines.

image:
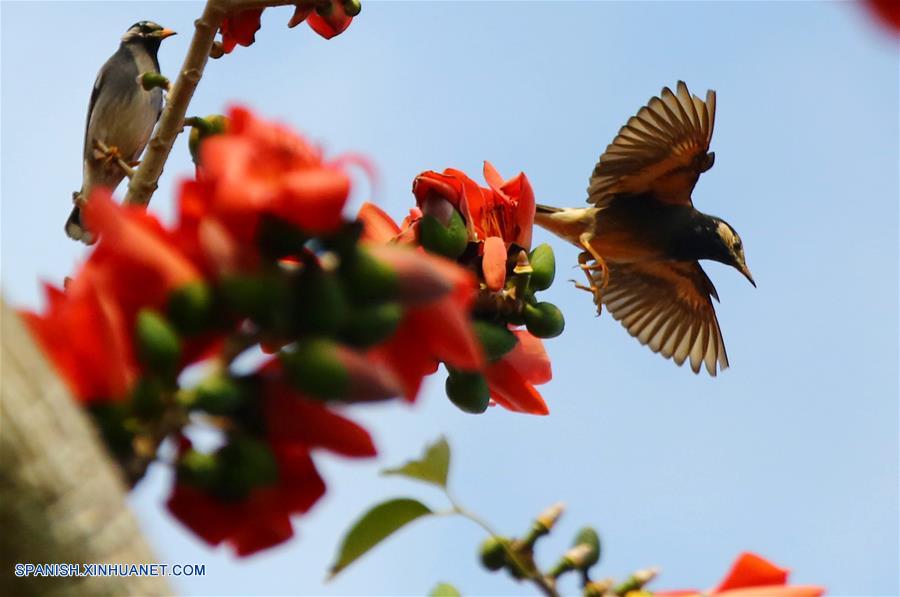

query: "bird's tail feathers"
xmin=65 ymin=204 xmax=96 ymax=245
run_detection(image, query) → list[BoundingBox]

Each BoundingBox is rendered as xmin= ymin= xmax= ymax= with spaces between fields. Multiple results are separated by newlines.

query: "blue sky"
xmin=2 ymin=1 xmax=897 ymax=595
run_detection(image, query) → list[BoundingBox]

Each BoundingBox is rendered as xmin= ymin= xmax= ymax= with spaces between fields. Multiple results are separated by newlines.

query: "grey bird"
xmin=534 ymin=82 xmax=754 ymax=375
xmin=66 ymin=21 xmax=175 ymax=243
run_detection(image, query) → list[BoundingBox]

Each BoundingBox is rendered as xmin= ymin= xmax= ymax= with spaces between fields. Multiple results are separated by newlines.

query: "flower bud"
xmin=445 ymin=369 xmax=490 ymax=414
xmin=167 ymin=281 xmax=216 ymax=336
xmin=528 ymin=244 xmax=556 ymax=291
xmin=257 ymin=215 xmax=310 ymax=260
xmin=547 ymin=543 xmax=594 ymax=579
xmin=193 ymin=373 xmax=244 ymax=415
xmin=131 ymin=377 xmax=165 ymax=418
xmin=177 ymin=448 xmax=220 ymax=490
xmin=341 ymin=247 xmax=399 ymax=304
xmin=343 ymin=0 xmax=362 ymax=17
xmin=582 ymin=579 xmax=614 ymax=597
xmin=135 ymin=309 xmax=182 ymax=376
xmin=216 ymin=437 xmax=279 ymax=501
xmin=295 ymin=271 xmax=350 ymax=336
xmin=187 ymin=114 xmax=228 ymax=165
xmin=364 ymin=245 xmax=457 ymax=304
xmin=524 ymin=302 xmax=565 ymax=339
xmin=220 ymin=274 xmax=293 ymax=331
xmin=472 ymin=320 xmax=517 ymax=361
xmin=612 ymin=568 xmax=659 ymax=595
xmin=419 ymin=211 xmax=468 ymax=260
xmin=138 ymin=72 xmax=170 ymax=91
xmin=571 ymin=527 xmax=601 ymax=569
xmin=479 ymin=536 xmax=510 ymax=571
xmin=340 ymin=302 xmax=403 ymax=348
xmin=280 ymin=339 xmax=402 ymax=402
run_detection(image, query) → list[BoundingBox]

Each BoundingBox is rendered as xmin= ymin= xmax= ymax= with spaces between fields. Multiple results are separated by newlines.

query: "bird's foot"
xmin=93 ymin=140 xmax=135 ymax=178
xmin=570 ymin=279 xmax=604 ymax=315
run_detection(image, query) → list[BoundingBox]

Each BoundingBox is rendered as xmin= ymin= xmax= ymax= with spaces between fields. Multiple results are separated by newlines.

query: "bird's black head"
xmin=122 ymin=21 xmax=176 ymax=52
xmin=703 ymin=217 xmax=755 ymax=287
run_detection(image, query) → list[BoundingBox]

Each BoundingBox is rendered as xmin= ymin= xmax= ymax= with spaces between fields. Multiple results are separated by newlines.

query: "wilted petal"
xmin=306 ymin=1 xmax=353 ymax=39
xmin=220 ymin=8 xmax=263 ymax=53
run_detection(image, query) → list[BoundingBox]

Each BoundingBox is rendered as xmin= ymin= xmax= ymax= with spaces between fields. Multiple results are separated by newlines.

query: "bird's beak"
xmin=157 ymin=28 xmax=177 ymax=39
xmin=738 ymin=261 xmax=756 ymax=287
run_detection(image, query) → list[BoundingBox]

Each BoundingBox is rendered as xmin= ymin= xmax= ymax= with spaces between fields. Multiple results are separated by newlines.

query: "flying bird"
xmin=65 ymin=21 xmax=175 ymax=243
xmin=534 ymin=81 xmax=754 ymax=376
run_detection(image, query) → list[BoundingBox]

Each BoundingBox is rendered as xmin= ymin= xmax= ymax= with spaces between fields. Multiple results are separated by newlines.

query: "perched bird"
xmin=65 ymin=21 xmax=175 ymax=243
xmin=534 ymin=81 xmax=754 ymax=376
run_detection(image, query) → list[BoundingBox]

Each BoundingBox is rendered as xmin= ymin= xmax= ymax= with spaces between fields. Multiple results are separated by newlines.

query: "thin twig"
xmin=446 ymin=492 xmax=560 ymax=597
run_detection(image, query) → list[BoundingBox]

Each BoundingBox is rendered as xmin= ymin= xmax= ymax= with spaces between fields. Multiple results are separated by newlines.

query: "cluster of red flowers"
xmin=23 ymin=106 xmax=557 ymax=555
xmin=220 ymin=0 xmax=359 ymax=53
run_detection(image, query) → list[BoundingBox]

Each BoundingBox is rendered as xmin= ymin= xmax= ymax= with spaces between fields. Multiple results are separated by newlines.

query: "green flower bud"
xmin=419 ymin=212 xmax=468 ymax=260
xmin=571 ymin=527 xmax=601 ymax=569
xmin=341 ymin=302 xmax=403 ymax=347
xmin=341 ymin=247 xmax=398 ymax=304
xmin=187 ymin=114 xmax=228 ymax=165
xmin=528 ymin=243 xmax=556 ymax=291
xmin=167 ymin=281 xmax=216 ymax=336
xmin=524 ymin=302 xmax=565 ymax=339
xmin=220 ymin=274 xmax=293 ymax=331
xmin=131 ymin=377 xmax=165 ymax=418
xmin=472 ymin=320 xmax=518 ymax=361
xmin=295 ymin=271 xmax=349 ymax=336
xmin=193 ymin=374 xmax=244 ymax=415
xmin=280 ymin=339 xmax=349 ymax=400
xmin=343 ymin=0 xmax=362 ymax=17
xmin=479 ymin=536 xmax=509 ymax=571
xmin=178 ymin=449 xmax=220 ymax=489
xmin=135 ymin=309 xmax=182 ymax=376
xmin=216 ymin=437 xmax=279 ymax=501
xmin=445 ymin=369 xmax=490 ymax=414
xmin=138 ymin=72 xmax=170 ymax=92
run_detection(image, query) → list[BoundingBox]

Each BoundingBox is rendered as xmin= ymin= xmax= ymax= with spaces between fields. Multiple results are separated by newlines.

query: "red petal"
xmin=274 ymin=168 xmax=350 ymax=233
xmin=504 ymin=329 xmax=552 ymax=384
xmin=307 ymin=1 xmax=353 ymax=39
xmin=229 ymin=510 xmax=294 ymax=557
xmin=358 ymin=202 xmax=401 ymax=242
xmin=408 ymin=296 xmax=484 ymax=371
xmin=220 ymin=8 xmax=263 ymax=53
xmin=714 ymin=553 xmax=789 ymax=592
xmin=484 ymin=359 xmax=549 ymax=415
xmin=482 ymin=236 xmax=508 ymax=291
xmin=166 ymin=484 xmax=237 ymax=546
xmin=715 ymin=588 xmax=824 ymax=597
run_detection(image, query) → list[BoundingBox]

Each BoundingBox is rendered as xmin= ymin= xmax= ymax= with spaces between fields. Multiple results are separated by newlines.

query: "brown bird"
xmin=534 ymin=81 xmax=754 ymax=376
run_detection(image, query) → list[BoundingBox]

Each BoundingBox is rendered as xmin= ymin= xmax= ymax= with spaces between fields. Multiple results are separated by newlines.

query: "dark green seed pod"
xmin=479 ymin=536 xmax=509 ymax=571
xmin=130 ymin=377 xmax=165 ymax=418
xmin=187 ymin=114 xmax=228 ymax=165
xmin=216 ymin=437 xmax=280 ymax=501
xmin=178 ymin=449 xmax=220 ymax=490
xmin=135 ymin=309 xmax=182 ymax=376
xmin=445 ymin=369 xmax=490 ymax=414
xmin=315 ymin=0 xmax=334 ymax=17
xmin=342 ymin=0 xmax=362 ymax=17
xmin=523 ymin=302 xmax=565 ymax=339
xmin=257 ymin=215 xmax=309 ymax=260
xmin=472 ymin=320 xmax=518 ymax=361
xmin=528 ymin=243 xmax=556 ymax=291
xmin=167 ymin=281 xmax=216 ymax=336
xmin=220 ymin=274 xmax=293 ymax=331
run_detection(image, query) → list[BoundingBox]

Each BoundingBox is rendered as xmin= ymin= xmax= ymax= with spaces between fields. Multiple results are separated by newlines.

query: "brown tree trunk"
xmin=0 ymin=299 xmax=171 ymax=596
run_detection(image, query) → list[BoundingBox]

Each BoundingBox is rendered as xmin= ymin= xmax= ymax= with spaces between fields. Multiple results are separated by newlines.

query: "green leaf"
xmin=381 ymin=437 xmax=451 ymax=487
xmin=328 ymin=498 xmax=433 ymax=579
xmin=429 ymin=582 xmax=462 ymax=597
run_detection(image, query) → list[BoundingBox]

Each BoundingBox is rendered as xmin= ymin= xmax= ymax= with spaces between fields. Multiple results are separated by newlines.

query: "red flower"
xmin=219 ymin=9 xmax=263 ymax=53
xmin=198 ymin=106 xmax=351 ymax=244
xmin=358 ymin=202 xmax=550 ymax=414
xmin=289 ymin=1 xmax=354 ymax=39
xmin=22 ymin=269 xmax=137 ymax=403
xmin=413 ymin=162 xmax=535 ymax=290
xmin=655 ymin=553 xmax=825 ymax=597
xmin=864 ymin=0 xmax=900 ymax=34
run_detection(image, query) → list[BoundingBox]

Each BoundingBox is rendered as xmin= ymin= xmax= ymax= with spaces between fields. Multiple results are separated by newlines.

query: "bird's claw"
xmin=569 ymin=279 xmax=604 ymax=315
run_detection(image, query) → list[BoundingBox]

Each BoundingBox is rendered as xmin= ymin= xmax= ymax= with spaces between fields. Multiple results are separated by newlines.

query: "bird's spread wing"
xmin=601 ymin=260 xmax=728 ymax=375
xmin=587 ymin=81 xmax=716 ymax=208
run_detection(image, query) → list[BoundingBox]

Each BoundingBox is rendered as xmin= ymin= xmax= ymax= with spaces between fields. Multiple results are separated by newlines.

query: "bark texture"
xmin=0 ymin=299 xmax=171 ymax=596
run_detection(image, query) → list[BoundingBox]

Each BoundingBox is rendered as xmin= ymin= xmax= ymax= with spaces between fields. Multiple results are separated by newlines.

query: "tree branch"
xmin=0 ymin=299 xmax=170 ymax=596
